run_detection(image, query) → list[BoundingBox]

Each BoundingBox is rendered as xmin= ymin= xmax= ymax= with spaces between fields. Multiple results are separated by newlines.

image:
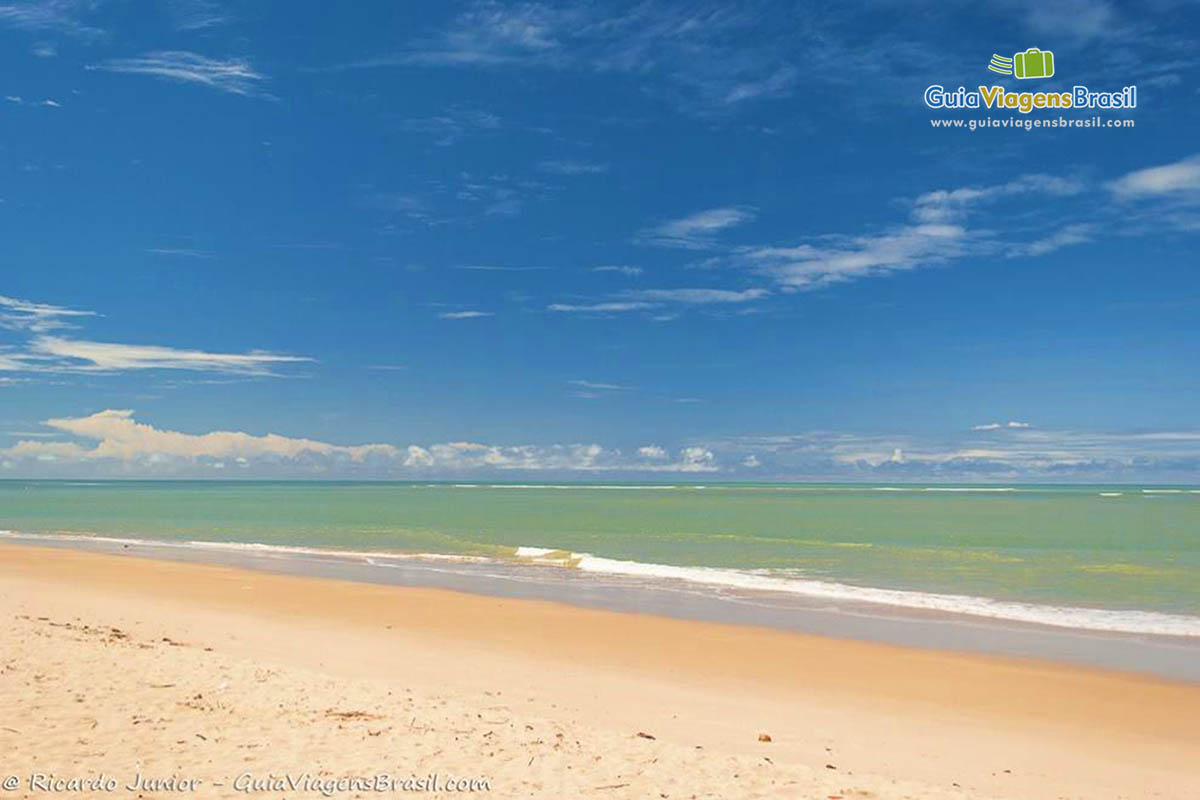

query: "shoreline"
xmin=3 ymin=542 xmax=1200 ymax=799
xmin=5 ymin=529 xmax=1200 ymax=682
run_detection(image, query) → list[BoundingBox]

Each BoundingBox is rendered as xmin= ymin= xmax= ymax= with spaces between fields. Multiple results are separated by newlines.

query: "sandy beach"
xmin=2 ymin=543 xmax=1199 ymax=800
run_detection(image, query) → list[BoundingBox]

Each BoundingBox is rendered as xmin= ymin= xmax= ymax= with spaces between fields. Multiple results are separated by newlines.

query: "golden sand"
xmin=2 ymin=543 xmax=1198 ymax=799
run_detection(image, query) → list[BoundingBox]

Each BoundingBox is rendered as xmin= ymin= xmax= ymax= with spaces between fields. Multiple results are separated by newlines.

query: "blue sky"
xmin=1 ymin=0 xmax=1199 ymax=480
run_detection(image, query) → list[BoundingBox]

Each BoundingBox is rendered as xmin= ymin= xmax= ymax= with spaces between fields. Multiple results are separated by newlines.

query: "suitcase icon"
xmin=1013 ymin=48 xmax=1054 ymax=79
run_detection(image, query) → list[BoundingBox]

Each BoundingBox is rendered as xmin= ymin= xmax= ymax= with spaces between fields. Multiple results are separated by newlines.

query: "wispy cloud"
xmin=568 ymin=379 xmax=627 ymax=391
xmin=641 ymin=206 xmax=755 ymax=249
xmin=167 ymin=0 xmax=231 ymax=31
xmin=0 ymin=294 xmax=94 ymax=333
xmin=1009 ymin=224 xmax=1096 ymax=257
xmin=146 ymin=247 xmax=214 ymax=259
xmin=626 ymin=288 xmax=767 ymax=304
xmin=1108 ymin=154 xmax=1200 ymax=199
xmin=89 ymin=51 xmax=268 ymax=97
xmin=547 ymin=286 xmax=767 ymax=315
xmin=0 ymin=0 xmax=105 ymax=39
xmin=741 ymin=174 xmax=1091 ymax=290
xmin=538 ymin=159 xmax=609 ymax=175
xmin=26 ymin=336 xmax=311 ymax=375
xmin=438 ymin=310 xmax=493 ymax=319
xmin=972 ymin=421 xmax=1032 ymax=431
xmin=455 ymin=265 xmax=550 ymax=272
xmin=548 ymin=301 xmax=657 ymax=313
xmin=329 ymin=2 xmax=797 ymax=114
xmin=0 ymin=294 xmax=310 ymax=377
xmin=592 ymin=265 xmax=642 ymax=276
xmin=399 ymin=108 xmax=501 ymax=146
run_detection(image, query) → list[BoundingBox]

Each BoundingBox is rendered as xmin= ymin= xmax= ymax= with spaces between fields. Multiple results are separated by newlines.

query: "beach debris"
xmin=635 ymin=731 xmax=656 ymax=740
xmin=593 ymin=784 xmax=630 ymax=791
xmin=757 ymin=733 xmax=772 ymax=742
xmin=825 ymin=763 xmax=837 ymax=770
xmin=324 ymin=709 xmax=384 ymax=721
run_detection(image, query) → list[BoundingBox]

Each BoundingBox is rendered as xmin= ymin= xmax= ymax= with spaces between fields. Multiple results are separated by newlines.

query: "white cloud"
xmin=1011 ymin=224 xmax=1096 ymax=257
xmin=745 ymin=174 xmax=1088 ymax=290
xmin=972 ymin=421 xmax=1032 ymax=431
xmin=592 ymin=265 xmax=642 ymax=276
xmin=90 ymin=51 xmax=268 ymax=97
xmin=642 ymin=206 xmax=755 ymax=249
xmin=548 ymin=286 xmax=767 ymax=315
xmin=22 ymin=337 xmax=310 ymax=375
xmin=724 ymin=66 xmax=797 ymax=104
xmin=351 ymin=3 xmax=795 ymax=114
xmin=0 ymin=294 xmax=94 ymax=332
xmin=438 ymin=310 xmax=493 ymax=319
xmin=0 ymin=0 xmax=105 ymax=39
xmin=569 ymin=379 xmax=626 ymax=391
xmin=147 ymin=247 xmax=214 ymax=259
xmin=14 ymin=409 xmax=396 ymax=463
xmin=168 ymin=0 xmax=230 ymax=31
xmin=399 ymin=108 xmax=501 ymax=146
xmin=1010 ymin=0 xmax=1118 ymax=41
xmin=746 ymin=224 xmax=967 ymax=290
xmin=538 ymin=159 xmax=609 ymax=175
xmin=548 ymin=301 xmax=658 ymax=313
xmin=638 ymin=445 xmax=668 ymax=459
xmin=1108 ymin=155 xmax=1200 ymax=199
xmin=0 ymin=294 xmax=312 ymax=378
xmin=1 ymin=410 xmax=722 ymax=475
xmin=626 ymin=287 xmax=768 ymax=304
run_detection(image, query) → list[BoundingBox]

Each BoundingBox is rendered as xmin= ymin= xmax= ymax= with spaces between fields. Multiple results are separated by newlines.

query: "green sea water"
xmin=2 ymin=480 xmax=1198 ymax=618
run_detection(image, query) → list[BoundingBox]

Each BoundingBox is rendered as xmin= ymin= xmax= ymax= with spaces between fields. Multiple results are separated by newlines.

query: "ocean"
xmin=2 ymin=480 xmax=1198 ymax=638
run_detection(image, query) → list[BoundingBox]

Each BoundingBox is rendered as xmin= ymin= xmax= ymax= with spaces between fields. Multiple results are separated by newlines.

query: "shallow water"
xmin=2 ymin=480 xmax=1198 ymax=635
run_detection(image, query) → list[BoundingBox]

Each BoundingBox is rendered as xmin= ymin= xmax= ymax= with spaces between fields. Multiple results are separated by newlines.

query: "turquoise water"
xmin=2 ymin=480 xmax=1198 ymax=622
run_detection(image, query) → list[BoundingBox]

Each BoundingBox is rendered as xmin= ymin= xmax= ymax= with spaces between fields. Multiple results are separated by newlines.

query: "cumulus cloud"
xmin=22 ymin=409 xmax=396 ymax=463
xmin=1 ymin=410 xmax=721 ymax=475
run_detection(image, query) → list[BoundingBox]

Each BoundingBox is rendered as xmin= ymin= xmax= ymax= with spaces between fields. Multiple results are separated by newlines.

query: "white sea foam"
xmin=4 ymin=530 xmax=1197 ymax=638
xmin=513 ymin=544 xmax=1200 ymax=637
xmin=0 ymin=530 xmax=491 ymax=564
